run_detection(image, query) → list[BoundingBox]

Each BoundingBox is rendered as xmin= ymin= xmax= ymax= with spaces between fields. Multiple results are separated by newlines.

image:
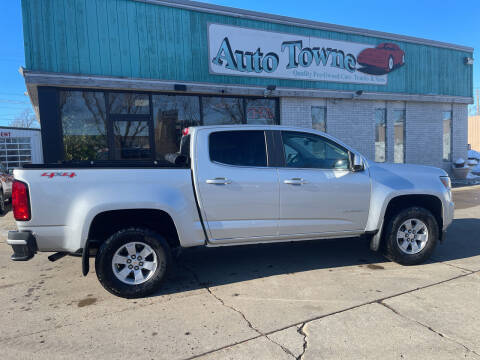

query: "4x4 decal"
xmin=41 ymin=172 xmax=76 ymax=179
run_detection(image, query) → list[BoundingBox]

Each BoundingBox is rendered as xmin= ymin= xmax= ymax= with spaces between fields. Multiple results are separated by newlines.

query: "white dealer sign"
xmin=209 ymin=24 xmax=406 ymax=85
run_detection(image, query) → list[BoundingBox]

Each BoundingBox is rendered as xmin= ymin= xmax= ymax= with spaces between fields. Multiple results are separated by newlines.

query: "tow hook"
xmin=48 ymin=252 xmax=68 ymax=262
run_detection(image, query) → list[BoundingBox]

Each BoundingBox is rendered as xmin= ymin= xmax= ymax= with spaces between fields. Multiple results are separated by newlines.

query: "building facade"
xmin=0 ymin=127 xmax=43 ymax=171
xmin=469 ymin=115 xmax=480 ymax=151
xmin=20 ymin=0 xmax=474 ymax=170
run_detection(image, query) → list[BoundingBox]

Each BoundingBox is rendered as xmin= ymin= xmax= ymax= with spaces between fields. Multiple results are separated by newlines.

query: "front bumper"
xmin=7 ymin=231 xmax=38 ymax=261
xmin=440 ymin=200 xmax=455 ymax=242
xmin=444 ymin=200 xmax=455 ymax=229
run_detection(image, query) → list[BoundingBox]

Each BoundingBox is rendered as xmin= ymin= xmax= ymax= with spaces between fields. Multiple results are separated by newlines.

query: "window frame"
xmin=208 ymin=130 xmax=270 ymax=168
xmin=278 ymin=130 xmax=352 ymax=170
xmin=393 ymin=109 xmax=406 ymax=164
xmin=374 ymin=108 xmax=387 ymax=163
xmin=311 ymin=106 xmax=327 ymax=133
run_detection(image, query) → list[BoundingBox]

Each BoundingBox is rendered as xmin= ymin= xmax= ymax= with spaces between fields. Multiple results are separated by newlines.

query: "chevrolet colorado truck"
xmin=7 ymin=125 xmax=454 ymax=298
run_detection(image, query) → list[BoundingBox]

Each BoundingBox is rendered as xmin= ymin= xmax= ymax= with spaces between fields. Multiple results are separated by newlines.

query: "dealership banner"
xmin=209 ymin=24 xmax=406 ymax=85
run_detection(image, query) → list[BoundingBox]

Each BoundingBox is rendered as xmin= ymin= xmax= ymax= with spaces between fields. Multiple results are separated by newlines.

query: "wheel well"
xmin=88 ymin=209 xmax=180 ymax=249
xmin=383 ymin=195 xmax=443 ymax=230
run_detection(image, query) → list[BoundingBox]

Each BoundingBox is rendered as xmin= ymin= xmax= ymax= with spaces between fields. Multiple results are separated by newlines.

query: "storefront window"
xmin=57 ymin=90 xmax=279 ymax=163
xmin=60 ymin=91 xmax=109 ymax=161
xmin=312 ymin=106 xmax=326 ymax=132
xmin=113 ymin=120 xmax=151 ymax=160
xmin=152 ymin=95 xmax=201 ymax=159
xmin=443 ymin=111 xmax=452 ymax=162
xmin=109 ymin=93 xmax=150 ymax=114
xmin=375 ymin=109 xmax=386 ymax=162
xmin=245 ymin=99 xmax=276 ymax=125
xmin=393 ymin=110 xmax=406 ymax=163
xmin=202 ymin=97 xmax=244 ymax=125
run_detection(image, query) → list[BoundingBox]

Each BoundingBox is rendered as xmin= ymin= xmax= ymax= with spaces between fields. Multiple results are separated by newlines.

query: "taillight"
xmin=12 ymin=180 xmax=31 ymax=221
xmin=182 ymin=127 xmax=189 ymax=136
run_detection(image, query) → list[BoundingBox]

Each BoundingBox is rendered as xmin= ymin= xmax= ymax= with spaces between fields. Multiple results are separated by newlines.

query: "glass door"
xmin=110 ymin=116 xmax=154 ymax=160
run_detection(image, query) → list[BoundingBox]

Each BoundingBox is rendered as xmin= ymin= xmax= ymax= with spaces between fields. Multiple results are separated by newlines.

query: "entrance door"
xmin=110 ymin=116 xmax=154 ymax=160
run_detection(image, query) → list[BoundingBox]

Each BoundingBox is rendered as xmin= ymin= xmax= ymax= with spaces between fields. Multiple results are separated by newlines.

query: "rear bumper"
xmin=7 ymin=231 xmax=38 ymax=261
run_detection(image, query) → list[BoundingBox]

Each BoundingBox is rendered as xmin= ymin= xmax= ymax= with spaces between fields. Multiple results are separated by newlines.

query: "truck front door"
xmin=276 ymin=130 xmax=371 ymax=236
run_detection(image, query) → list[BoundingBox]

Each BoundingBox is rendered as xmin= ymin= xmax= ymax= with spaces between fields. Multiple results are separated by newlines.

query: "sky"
xmin=0 ymin=0 xmax=479 ymax=127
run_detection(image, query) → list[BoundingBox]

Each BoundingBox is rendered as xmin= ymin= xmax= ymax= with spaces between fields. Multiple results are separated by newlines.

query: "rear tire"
xmin=95 ymin=228 xmax=171 ymax=298
xmin=383 ymin=207 xmax=438 ymax=265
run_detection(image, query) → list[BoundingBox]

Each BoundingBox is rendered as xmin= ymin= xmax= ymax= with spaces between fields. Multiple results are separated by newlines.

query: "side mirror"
xmin=352 ymin=154 xmax=365 ymax=172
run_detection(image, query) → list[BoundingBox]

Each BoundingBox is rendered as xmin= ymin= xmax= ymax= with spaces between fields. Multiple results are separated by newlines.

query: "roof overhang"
xmin=22 ymin=69 xmax=474 ymax=118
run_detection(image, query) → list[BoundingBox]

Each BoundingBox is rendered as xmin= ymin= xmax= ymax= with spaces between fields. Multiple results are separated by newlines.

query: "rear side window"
xmin=209 ymin=131 xmax=267 ymax=167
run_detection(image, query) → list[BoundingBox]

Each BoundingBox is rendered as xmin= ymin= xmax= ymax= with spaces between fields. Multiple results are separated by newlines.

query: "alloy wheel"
xmin=111 ymin=241 xmax=158 ymax=285
xmin=396 ymin=218 xmax=429 ymax=255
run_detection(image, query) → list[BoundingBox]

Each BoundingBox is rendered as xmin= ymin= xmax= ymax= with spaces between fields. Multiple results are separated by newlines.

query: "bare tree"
xmin=10 ymin=109 xmax=39 ymax=128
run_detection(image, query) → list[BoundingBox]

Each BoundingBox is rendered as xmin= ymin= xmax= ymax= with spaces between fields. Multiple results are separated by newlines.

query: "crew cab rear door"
xmin=194 ymin=128 xmax=279 ymax=243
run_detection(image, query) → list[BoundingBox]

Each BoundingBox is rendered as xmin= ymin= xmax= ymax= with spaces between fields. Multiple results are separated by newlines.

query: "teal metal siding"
xmin=21 ymin=0 xmax=473 ymax=97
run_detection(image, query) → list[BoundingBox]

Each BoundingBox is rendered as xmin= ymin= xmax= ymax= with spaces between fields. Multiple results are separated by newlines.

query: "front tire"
xmin=95 ymin=228 xmax=171 ymax=298
xmin=383 ymin=207 xmax=439 ymax=265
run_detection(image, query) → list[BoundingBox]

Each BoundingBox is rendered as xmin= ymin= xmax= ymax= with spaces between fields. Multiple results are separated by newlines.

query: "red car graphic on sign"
xmin=357 ymin=43 xmax=405 ymax=75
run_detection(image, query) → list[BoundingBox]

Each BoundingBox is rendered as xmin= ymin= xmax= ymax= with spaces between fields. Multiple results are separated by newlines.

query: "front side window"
xmin=281 ymin=131 xmax=350 ymax=169
xmin=60 ymin=91 xmax=109 ymax=161
xmin=209 ymin=131 xmax=267 ymax=167
xmin=443 ymin=111 xmax=452 ymax=162
xmin=375 ymin=109 xmax=386 ymax=163
xmin=312 ymin=106 xmax=326 ymax=132
xmin=393 ymin=110 xmax=406 ymax=163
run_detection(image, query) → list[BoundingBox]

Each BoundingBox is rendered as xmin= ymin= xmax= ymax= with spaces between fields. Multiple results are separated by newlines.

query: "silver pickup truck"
xmin=7 ymin=125 xmax=454 ymax=298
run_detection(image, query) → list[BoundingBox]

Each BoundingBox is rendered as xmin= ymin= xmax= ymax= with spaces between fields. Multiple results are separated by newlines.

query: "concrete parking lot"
xmin=1 ymin=187 xmax=480 ymax=360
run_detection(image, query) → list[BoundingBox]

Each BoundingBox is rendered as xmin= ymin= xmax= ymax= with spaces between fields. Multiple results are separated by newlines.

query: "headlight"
xmin=440 ymin=176 xmax=451 ymax=190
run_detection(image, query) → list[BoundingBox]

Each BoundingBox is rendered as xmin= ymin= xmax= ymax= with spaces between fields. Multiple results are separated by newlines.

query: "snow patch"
xmin=469 ymin=149 xmax=480 ymax=161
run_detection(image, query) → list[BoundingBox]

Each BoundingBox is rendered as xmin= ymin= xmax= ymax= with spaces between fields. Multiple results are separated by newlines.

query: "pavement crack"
xmin=180 ymin=262 xmax=261 ymax=335
xmin=265 ymin=335 xmax=297 ymax=359
xmin=378 ymin=301 xmax=480 ymax=357
xmin=297 ymin=323 xmax=308 ymax=360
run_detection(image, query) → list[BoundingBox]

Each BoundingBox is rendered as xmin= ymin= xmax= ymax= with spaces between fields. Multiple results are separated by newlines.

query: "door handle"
xmin=206 ymin=177 xmax=232 ymax=185
xmin=284 ymin=178 xmax=308 ymax=185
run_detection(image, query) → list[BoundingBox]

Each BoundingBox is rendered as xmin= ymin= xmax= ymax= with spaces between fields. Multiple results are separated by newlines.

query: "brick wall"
xmin=405 ymin=102 xmax=443 ymax=168
xmin=452 ymin=103 xmax=469 ymax=164
xmin=280 ymin=96 xmax=469 ymax=170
